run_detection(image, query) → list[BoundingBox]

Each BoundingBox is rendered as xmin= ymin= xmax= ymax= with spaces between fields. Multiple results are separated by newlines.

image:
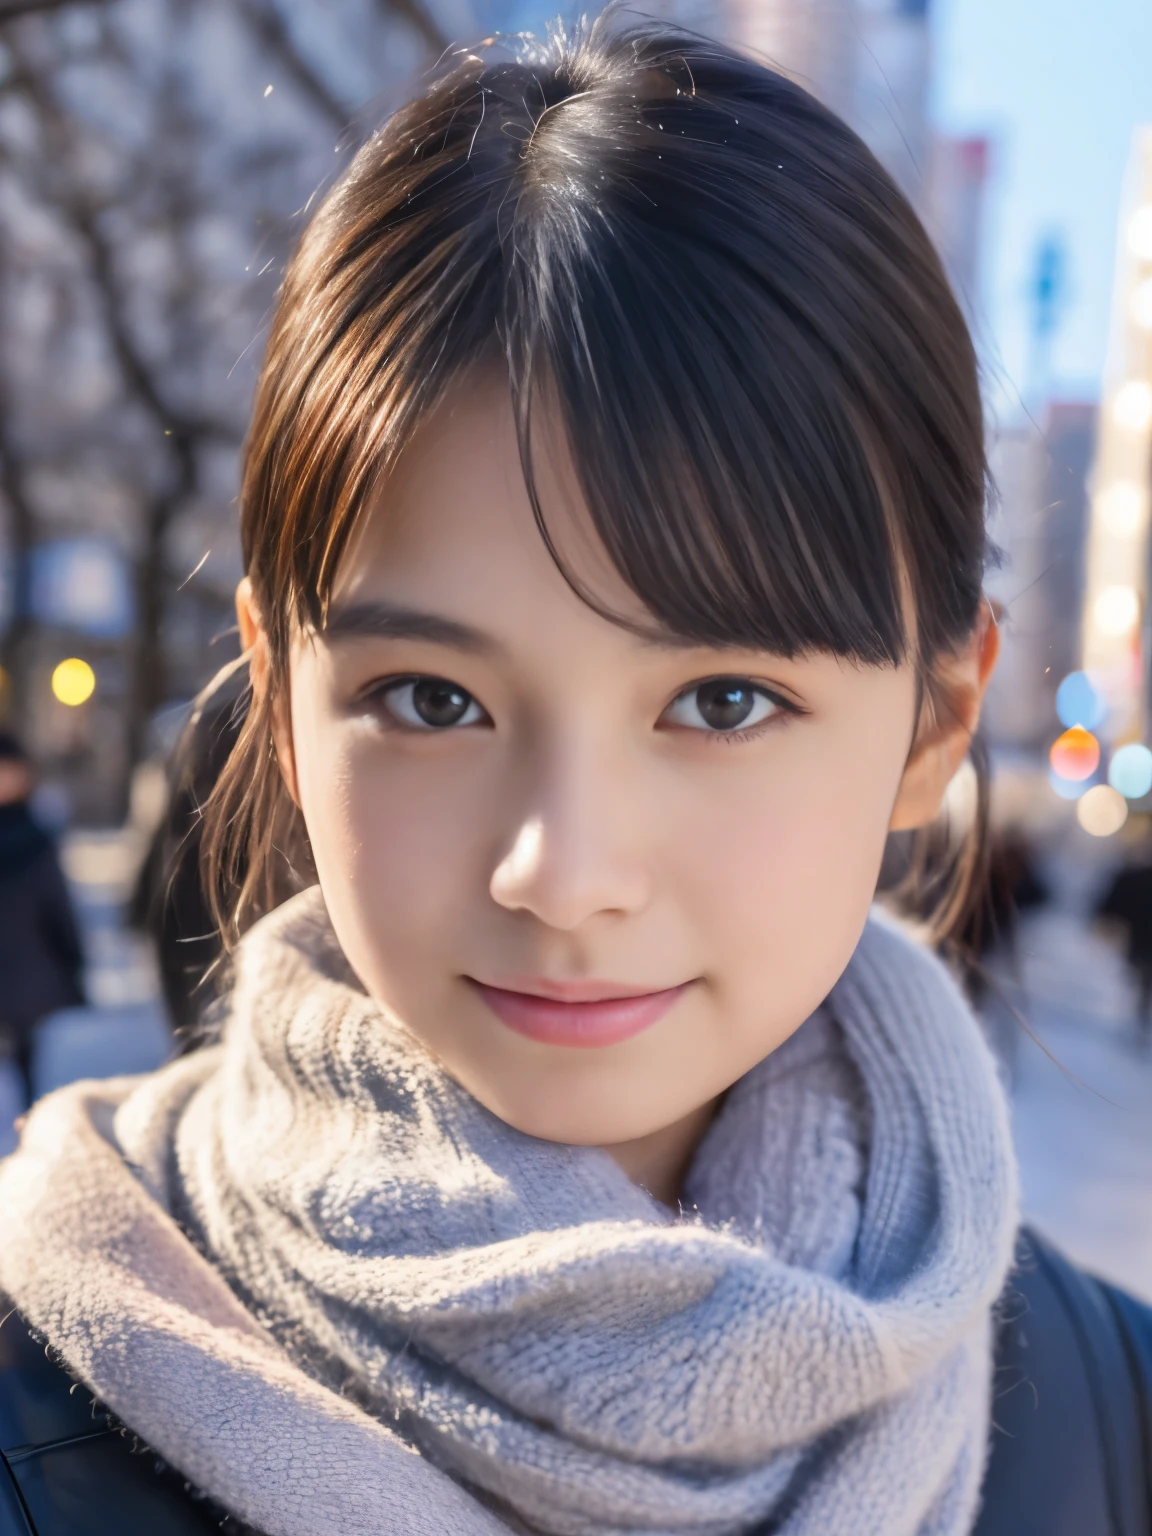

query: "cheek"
xmin=672 ymin=718 xmax=906 ymax=1013
xmin=345 ymin=748 xmax=484 ymax=914
xmin=293 ymin=718 xmax=493 ymax=1002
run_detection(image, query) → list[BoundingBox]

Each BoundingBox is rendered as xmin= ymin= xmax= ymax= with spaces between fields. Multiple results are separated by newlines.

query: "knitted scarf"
xmin=0 ymin=887 xmax=1017 ymax=1536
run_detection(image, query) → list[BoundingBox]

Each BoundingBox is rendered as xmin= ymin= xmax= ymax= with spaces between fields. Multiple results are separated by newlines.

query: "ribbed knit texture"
xmin=0 ymin=887 xmax=1017 ymax=1536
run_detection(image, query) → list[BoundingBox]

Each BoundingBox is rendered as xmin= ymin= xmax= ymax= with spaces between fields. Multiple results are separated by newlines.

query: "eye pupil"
xmin=412 ymin=679 xmax=471 ymax=727
xmin=698 ymin=680 xmax=754 ymax=730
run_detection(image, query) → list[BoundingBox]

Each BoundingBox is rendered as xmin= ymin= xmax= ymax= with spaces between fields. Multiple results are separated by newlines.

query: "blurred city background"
xmin=0 ymin=0 xmax=1149 ymax=1298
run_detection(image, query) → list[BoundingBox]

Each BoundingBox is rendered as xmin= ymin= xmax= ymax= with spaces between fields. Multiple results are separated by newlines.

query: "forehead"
xmin=330 ymin=373 xmax=649 ymax=634
xmin=321 ymin=373 xmax=923 ymax=685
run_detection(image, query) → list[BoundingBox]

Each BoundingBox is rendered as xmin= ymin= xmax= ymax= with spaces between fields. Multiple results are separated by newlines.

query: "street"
xmin=995 ymin=905 xmax=1152 ymax=1300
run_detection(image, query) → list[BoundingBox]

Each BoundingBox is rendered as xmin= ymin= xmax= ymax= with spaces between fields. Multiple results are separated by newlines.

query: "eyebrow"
xmin=322 ymin=598 xmax=779 ymax=660
xmin=321 ymin=601 xmax=497 ymax=654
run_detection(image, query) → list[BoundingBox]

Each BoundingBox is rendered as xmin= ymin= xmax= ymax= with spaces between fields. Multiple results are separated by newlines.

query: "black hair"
xmin=204 ymin=14 xmax=990 ymax=947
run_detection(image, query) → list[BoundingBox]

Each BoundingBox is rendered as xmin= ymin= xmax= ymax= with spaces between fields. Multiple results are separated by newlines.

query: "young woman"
xmin=0 ymin=17 xmax=1148 ymax=1536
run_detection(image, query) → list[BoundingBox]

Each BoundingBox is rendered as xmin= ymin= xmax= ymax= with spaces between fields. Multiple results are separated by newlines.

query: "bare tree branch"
xmin=376 ymin=0 xmax=447 ymax=60
xmin=0 ymin=0 xmax=105 ymax=23
xmin=235 ymin=0 xmax=352 ymax=131
xmin=68 ymin=206 xmax=234 ymax=445
xmin=0 ymin=435 xmax=38 ymax=726
xmin=0 ymin=79 xmax=237 ymax=442
xmin=5 ymin=42 xmax=239 ymax=772
xmin=0 ymin=0 xmax=449 ymax=792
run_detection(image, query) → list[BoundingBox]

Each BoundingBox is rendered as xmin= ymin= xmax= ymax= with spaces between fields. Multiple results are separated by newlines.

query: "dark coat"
xmin=0 ymin=1229 xmax=1148 ymax=1536
xmin=1098 ymin=863 xmax=1152 ymax=966
xmin=0 ymin=804 xmax=84 ymax=1034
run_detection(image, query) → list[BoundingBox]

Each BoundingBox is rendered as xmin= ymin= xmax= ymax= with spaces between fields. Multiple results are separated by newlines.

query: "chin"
xmin=464 ymin=1069 xmax=697 ymax=1150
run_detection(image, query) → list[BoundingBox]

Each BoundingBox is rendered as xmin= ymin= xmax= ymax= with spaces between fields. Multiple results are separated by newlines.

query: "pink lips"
xmin=469 ymin=978 xmax=691 ymax=1048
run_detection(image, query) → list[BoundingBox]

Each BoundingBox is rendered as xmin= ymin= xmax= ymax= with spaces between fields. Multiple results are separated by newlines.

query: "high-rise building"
xmin=1044 ymin=403 xmax=1098 ymax=691
xmin=927 ymin=135 xmax=990 ymax=323
xmin=978 ymin=403 xmax=1096 ymax=755
xmin=722 ymin=0 xmax=858 ymax=116
xmin=982 ymin=425 xmax=1052 ymax=752
xmin=852 ymin=0 xmax=933 ymax=206
xmin=1080 ymin=127 xmax=1152 ymax=742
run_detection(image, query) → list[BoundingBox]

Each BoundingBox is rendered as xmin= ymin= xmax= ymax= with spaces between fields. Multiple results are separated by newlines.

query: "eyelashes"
xmin=359 ymin=672 xmax=802 ymax=741
xmin=367 ymin=676 xmax=489 ymax=731
xmin=660 ymin=677 xmax=795 ymax=739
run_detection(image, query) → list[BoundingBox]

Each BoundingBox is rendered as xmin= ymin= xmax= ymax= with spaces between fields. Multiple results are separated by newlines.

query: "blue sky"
xmin=932 ymin=0 xmax=1152 ymax=413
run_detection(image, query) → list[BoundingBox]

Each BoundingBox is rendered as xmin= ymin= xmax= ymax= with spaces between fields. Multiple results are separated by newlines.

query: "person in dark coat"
xmin=1097 ymin=843 xmax=1152 ymax=1043
xmin=0 ymin=732 xmax=85 ymax=1109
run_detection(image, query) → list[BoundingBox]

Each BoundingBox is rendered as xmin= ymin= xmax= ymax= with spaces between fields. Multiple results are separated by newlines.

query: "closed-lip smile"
xmin=465 ymin=976 xmax=692 ymax=1048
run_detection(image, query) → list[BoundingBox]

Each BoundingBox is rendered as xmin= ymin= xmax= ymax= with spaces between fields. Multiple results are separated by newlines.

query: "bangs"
xmin=517 ymin=228 xmax=908 ymax=667
xmin=244 ymin=21 xmax=985 ymax=675
xmin=498 ymin=36 xmax=985 ymax=670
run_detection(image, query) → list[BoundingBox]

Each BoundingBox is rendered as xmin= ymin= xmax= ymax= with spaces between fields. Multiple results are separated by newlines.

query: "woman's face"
xmin=275 ymin=379 xmax=947 ymax=1148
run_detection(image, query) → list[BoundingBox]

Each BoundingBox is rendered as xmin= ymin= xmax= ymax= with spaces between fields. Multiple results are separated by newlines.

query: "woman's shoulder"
xmin=0 ymin=1304 xmax=254 ymax=1536
xmin=974 ymin=1228 xmax=1152 ymax=1536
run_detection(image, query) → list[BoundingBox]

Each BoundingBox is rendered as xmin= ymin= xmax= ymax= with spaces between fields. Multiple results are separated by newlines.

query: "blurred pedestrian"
xmin=947 ymin=825 xmax=1048 ymax=1081
xmin=1097 ymin=843 xmax=1152 ymax=1044
xmin=963 ymin=826 xmax=1047 ymax=993
xmin=0 ymin=732 xmax=85 ymax=1108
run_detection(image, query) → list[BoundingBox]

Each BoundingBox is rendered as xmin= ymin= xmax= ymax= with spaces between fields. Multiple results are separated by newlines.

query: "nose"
xmin=488 ymin=746 xmax=651 ymax=930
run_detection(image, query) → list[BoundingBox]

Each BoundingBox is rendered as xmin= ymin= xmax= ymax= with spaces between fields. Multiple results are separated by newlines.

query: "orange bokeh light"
xmin=1049 ymin=726 xmax=1101 ymax=782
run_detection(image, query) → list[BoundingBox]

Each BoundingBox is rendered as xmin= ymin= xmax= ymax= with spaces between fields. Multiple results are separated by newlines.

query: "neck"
xmin=600 ymin=1096 xmax=721 ymax=1208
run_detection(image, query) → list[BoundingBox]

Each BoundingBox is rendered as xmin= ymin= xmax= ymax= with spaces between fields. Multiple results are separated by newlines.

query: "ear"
xmin=235 ymin=577 xmax=301 ymax=808
xmin=889 ymin=600 xmax=999 ymax=832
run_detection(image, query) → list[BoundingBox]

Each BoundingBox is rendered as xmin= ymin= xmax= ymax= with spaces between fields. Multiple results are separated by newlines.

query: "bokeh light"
xmin=1108 ymin=742 xmax=1152 ymax=800
xmin=1049 ymin=726 xmax=1100 ymax=782
xmin=1049 ymin=768 xmax=1088 ymax=801
xmin=1113 ymin=380 xmax=1152 ymax=433
xmin=1098 ymin=481 xmax=1148 ymax=537
xmin=1093 ymin=584 xmax=1140 ymax=637
xmin=1130 ymin=205 xmax=1152 ymax=260
xmin=51 ymin=657 xmax=96 ymax=707
xmin=1077 ymin=784 xmax=1128 ymax=838
xmin=1055 ymin=670 xmax=1106 ymax=730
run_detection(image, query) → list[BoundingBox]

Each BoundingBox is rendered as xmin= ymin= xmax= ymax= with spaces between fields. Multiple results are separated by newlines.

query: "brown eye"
xmin=378 ymin=677 xmax=486 ymax=730
xmin=663 ymin=677 xmax=781 ymax=734
xmin=695 ymin=680 xmax=756 ymax=730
